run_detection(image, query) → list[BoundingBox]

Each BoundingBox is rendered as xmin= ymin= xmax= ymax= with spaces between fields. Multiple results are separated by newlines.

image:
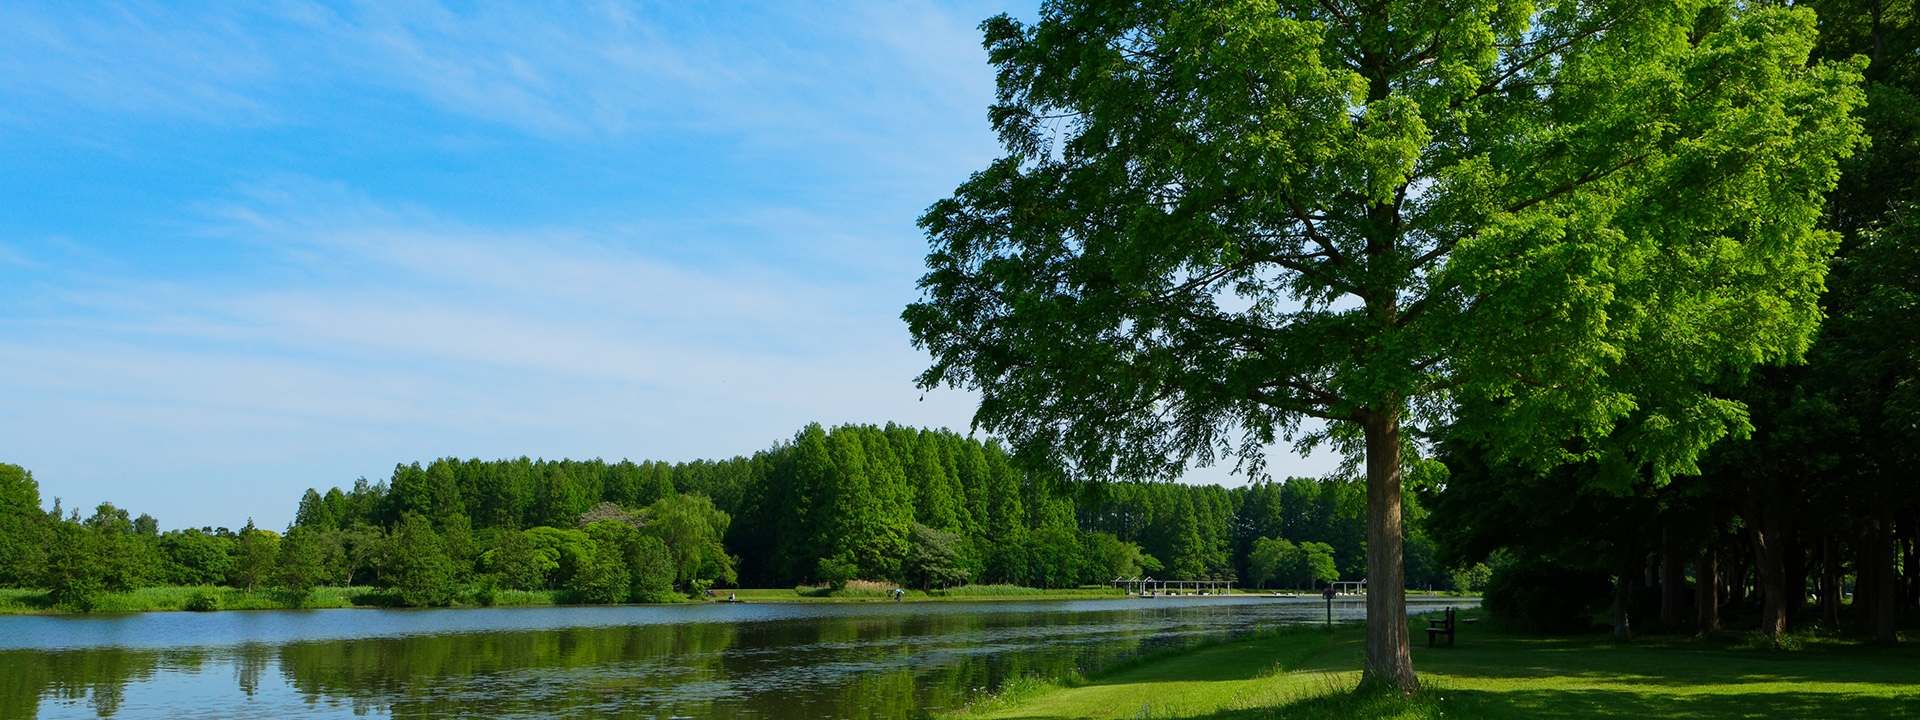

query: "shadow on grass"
xmin=1083 ymin=626 xmax=1357 ymax=687
xmin=1156 ymin=686 xmax=1920 ymax=720
xmin=1411 ymin=631 xmax=1920 ymax=689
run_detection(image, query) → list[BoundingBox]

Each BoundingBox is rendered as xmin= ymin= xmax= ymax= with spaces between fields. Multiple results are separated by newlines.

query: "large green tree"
xmin=908 ymin=0 xmax=1862 ymax=687
xmin=0 ymin=464 xmax=47 ymax=587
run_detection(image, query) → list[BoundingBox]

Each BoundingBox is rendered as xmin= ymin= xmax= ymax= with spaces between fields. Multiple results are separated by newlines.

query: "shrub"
xmin=471 ymin=575 xmax=499 ymax=607
xmin=185 ymin=588 xmax=220 ymax=612
xmin=816 ymin=556 xmax=857 ymax=592
xmin=1482 ymin=557 xmax=1611 ymax=633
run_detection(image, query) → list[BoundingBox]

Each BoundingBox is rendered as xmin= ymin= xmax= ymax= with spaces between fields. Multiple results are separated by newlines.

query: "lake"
xmin=2 ymin=595 xmax=1473 ymax=719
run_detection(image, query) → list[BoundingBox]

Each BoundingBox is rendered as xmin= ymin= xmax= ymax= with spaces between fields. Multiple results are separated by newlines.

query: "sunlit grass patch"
xmin=952 ymin=609 xmax=1920 ymax=719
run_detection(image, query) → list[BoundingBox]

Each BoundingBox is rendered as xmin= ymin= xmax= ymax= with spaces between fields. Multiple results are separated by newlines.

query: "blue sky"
xmin=0 ymin=1 xmax=1338 ymax=530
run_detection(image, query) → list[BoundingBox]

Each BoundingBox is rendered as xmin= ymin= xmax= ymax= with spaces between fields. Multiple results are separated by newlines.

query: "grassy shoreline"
xmin=0 ymin=586 xmax=578 ymax=614
xmin=0 ymin=585 xmax=1477 ymax=615
xmin=948 ymin=610 xmax=1920 ymax=719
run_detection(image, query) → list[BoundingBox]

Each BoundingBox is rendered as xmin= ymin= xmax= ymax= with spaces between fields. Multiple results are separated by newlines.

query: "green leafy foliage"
xmin=571 ymin=521 xmax=635 ymax=604
xmin=42 ymin=520 xmax=104 ymax=611
xmin=907 ymin=0 xmax=1864 ymax=685
xmin=229 ymin=523 xmax=279 ymax=593
xmin=386 ymin=514 xmax=454 ymax=607
xmin=905 ymin=523 xmax=972 ymax=590
xmin=1483 ymin=557 xmax=1614 ymax=633
xmin=1248 ymin=537 xmax=1339 ymax=590
xmin=642 ymin=493 xmax=736 ymax=589
xmin=156 ymin=529 xmax=235 ymax=586
xmin=273 ymin=527 xmax=328 ymax=603
xmin=627 ymin=535 xmax=677 ymax=603
xmin=0 ymin=464 xmax=47 ymax=586
xmin=481 ymin=529 xmax=548 ymax=591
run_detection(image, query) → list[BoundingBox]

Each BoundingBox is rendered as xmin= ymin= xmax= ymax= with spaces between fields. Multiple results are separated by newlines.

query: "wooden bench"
xmin=1426 ymin=606 xmax=1467 ymax=647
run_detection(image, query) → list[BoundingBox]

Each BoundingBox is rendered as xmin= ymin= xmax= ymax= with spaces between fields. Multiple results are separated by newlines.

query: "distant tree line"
xmin=0 ymin=424 xmax=1458 ymax=610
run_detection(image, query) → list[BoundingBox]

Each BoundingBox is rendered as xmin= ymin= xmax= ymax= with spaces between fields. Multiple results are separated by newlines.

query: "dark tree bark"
xmin=1785 ymin=527 xmax=1807 ymax=632
xmin=1857 ymin=533 xmax=1877 ymax=632
xmin=1725 ymin=545 xmax=1747 ymax=610
xmin=1613 ymin=543 xmax=1637 ymax=642
xmin=1697 ymin=543 xmax=1720 ymax=633
xmin=1743 ymin=494 xmax=1792 ymax=640
xmin=1875 ymin=511 xmax=1898 ymax=643
xmin=1361 ymin=409 xmax=1415 ymax=689
xmin=1661 ymin=524 xmax=1687 ymax=627
xmin=1900 ymin=515 xmax=1917 ymax=610
xmin=1821 ymin=534 xmax=1842 ymax=628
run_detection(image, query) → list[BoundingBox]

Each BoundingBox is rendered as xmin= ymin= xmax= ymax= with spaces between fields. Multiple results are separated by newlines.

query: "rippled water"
xmin=0 ymin=595 xmax=1473 ymax=719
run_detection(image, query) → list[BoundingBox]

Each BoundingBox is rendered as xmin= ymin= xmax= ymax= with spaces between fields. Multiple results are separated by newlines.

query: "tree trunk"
xmin=1724 ymin=545 xmax=1746 ymax=610
xmin=1900 ymin=514 xmax=1916 ymax=610
xmin=1697 ymin=543 xmax=1719 ymax=634
xmin=1360 ymin=409 xmax=1415 ymax=690
xmin=1785 ymin=527 xmax=1807 ymax=632
xmin=1751 ymin=527 xmax=1788 ymax=641
xmin=1875 ymin=511 xmax=1898 ymax=644
xmin=1858 ymin=533 xmax=1877 ymax=632
xmin=1613 ymin=544 xmax=1636 ymax=642
xmin=1821 ymin=534 xmax=1842 ymax=629
xmin=1661 ymin=523 xmax=1686 ymax=628
xmin=1743 ymin=496 xmax=1789 ymax=641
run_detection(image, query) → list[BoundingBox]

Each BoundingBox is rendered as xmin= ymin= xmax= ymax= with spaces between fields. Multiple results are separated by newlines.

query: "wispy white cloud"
xmin=0 ymin=1 xmax=1336 ymax=531
xmin=0 ymin=179 xmax=982 ymax=526
xmin=0 ymin=0 xmax=1001 ymax=153
xmin=0 ymin=1 xmax=280 ymax=123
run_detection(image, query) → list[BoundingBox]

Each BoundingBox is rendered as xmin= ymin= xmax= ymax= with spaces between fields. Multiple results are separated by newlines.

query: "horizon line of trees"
xmin=0 ymin=424 xmax=1463 ymax=609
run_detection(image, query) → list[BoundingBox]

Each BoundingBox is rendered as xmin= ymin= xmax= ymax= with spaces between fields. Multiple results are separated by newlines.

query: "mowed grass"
xmin=955 ymin=612 xmax=1920 ymax=719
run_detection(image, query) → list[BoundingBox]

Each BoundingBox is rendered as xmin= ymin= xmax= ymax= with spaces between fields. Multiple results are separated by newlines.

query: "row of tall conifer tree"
xmin=0 ymin=422 xmax=1457 ymax=608
xmin=289 ymin=422 xmax=1449 ymax=590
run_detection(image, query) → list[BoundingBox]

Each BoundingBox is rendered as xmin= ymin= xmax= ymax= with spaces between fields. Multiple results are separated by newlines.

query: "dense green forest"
xmin=0 ymin=424 xmax=1452 ymax=610
xmin=1426 ymin=0 xmax=1920 ymax=644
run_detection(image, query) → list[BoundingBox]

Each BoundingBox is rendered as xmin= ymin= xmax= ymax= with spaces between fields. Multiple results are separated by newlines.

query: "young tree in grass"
xmin=230 ymin=521 xmax=280 ymax=593
xmin=1296 ymin=542 xmax=1340 ymax=590
xmin=386 ymin=513 xmax=454 ymax=607
xmin=1247 ymin=537 xmax=1295 ymax=590
xmin=1085 ymin=530 xmax=1158 ymax=582
xmin=274 ymin=527 xmax=328 ymax=603
xmin=42 ymin=520 xmax=104 ymax=611
xmin=907 ymin=0 xmax=1863 ymax=687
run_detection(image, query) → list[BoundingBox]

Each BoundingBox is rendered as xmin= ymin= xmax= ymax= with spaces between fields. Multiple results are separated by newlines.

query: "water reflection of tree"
xmin=0 ymin=647 xmax=217 ymax=718
xmin=5 ymin=606 xmax=1280 ymax=718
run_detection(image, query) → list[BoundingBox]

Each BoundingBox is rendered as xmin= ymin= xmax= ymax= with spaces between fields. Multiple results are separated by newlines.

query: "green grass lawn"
xmin=955 ymin=612 xmax=1920 ymax=719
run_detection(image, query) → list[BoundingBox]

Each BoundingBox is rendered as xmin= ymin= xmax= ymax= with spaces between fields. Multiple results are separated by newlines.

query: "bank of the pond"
xmin=2 ymin=585 xmax=1385 ymax=614
xmin=0 ymin=586 xmax=579 ymax=614
xmin=954 ymin=610 xmax=1920 ymax=719
xmin=2 ymin=584 xmax=1474 ymax=614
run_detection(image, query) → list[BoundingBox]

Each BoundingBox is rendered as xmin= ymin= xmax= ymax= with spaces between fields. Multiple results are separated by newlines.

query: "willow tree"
xmin=906 ymin=0 xmax=1861 ymax=688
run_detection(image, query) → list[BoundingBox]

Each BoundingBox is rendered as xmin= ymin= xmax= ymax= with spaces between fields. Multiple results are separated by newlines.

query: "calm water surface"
xmin=1 ymin=595 xmax=1473 ymax=719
